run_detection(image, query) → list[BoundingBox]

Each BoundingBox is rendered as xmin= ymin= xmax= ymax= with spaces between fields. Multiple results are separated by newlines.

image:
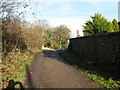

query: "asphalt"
xmin=24 ymin=50 xmax=100 ymax=88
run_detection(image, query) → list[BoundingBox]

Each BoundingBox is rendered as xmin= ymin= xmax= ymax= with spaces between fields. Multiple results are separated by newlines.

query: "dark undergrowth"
xmin=59 ymin=50 xmax=120 ymax=88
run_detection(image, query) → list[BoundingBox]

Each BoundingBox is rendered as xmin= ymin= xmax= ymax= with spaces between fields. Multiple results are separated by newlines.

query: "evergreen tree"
xmin=112 ymin=19 xmax=119 ymax=32
xmin=83 ymin=13 xmax=114 ymax=36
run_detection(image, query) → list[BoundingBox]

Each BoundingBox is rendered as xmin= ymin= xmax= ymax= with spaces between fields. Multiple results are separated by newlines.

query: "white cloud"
xmin=59 ymin=4 xmax=73 ymax=16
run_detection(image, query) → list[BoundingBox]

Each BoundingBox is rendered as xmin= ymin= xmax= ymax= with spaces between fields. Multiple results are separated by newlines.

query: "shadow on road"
xmin=42 ymin=50 xmax=69 ymax=65
xmin=23 ymin=50 xmax=101 ymax=88
xmin=59 ymin=50 xmax=120 ymax=81
xmin=25 ymin=65 xmax=35 ymax=89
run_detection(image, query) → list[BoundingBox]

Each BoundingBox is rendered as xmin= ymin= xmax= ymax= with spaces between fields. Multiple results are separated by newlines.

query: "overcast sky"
xmin=20 ymin=0 xmax=119 ymax=37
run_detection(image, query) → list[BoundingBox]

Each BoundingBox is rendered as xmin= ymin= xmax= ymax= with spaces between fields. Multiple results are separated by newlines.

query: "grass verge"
xmin=59 ymin=50 xmax=120 ymax=88
xmin=2 ymin=49 xmax=42 ymax=88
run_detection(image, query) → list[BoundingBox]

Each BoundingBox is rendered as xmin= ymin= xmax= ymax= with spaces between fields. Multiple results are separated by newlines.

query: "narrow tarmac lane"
xmin=25 ymin=50 xmax=100 ymax=88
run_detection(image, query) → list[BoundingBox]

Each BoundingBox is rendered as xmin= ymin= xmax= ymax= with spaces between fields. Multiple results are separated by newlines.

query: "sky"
xmin=19 ymin=0 xmax=119 ymax=37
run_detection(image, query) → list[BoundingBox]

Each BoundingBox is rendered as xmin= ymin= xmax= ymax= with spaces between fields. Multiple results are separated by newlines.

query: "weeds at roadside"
xmin=2 ymin=51 xmax=34 ymax=88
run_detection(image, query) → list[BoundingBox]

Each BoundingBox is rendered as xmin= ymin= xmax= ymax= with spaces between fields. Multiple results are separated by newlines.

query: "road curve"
xmin=25 ymin=50 xmax=100 ymax=88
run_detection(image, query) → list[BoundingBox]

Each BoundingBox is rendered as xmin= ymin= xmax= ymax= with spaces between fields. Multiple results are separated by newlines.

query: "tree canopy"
xmin=112 ymin=19 xmax=120 ymax=32
xmin=83 ymin=13 xmax=114 ymax=36
xmin=53 ymin=25 xmax=71 ymax=48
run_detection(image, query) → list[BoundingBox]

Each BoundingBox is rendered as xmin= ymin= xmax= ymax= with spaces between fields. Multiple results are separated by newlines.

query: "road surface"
xmin=25 ymin=50 xmax=100 ymax=88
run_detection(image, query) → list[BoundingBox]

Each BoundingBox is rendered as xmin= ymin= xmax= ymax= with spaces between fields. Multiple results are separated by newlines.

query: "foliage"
xmin=2 ymin=17 xmax=27 ymax=54
xmin=85 ymin=72 xmax=120 ymax=88
xmin=112 ymin=19 xmax=120 ymax=32
xmin=83 ymin=13 xmax=114 ymax=36
xmin=1 ymin=0 xmax=71 ymax=53
xmin=0 ymin=0 xmax=28 ymax=19
xmin=1 ymin=0 xmax=42 ymax=54
xmin=53 ymin=25 xmax=71 ymax=48
xmin=37 ymin=21 xmax=71 ymax=49
xmin=1 ymin=0 xmax=43 ymax=88
xmin=2 ymin=18 xmax=44 ymax=55
xmin=43 ymin=28 xmax=53 ymax=47
xmin=2 ymin=52 xmax=34 ymax=88
xmin=1 ymin=0 xmax=71 ymax=88
xmin=60 ymin=50 xmax=120 ymax=88
xmin=22 ymin=24 xmax=44 ymax=50
xmin=35 ymin=20 xmax=71 ymax=49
